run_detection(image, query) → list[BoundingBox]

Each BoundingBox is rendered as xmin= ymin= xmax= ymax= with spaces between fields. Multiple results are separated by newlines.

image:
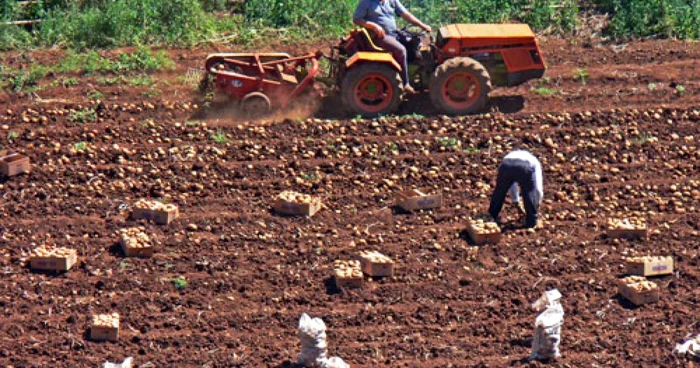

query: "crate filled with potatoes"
xmin=118 ymin=227 xmax=154 ymax=258
xmin=90 ymin=313 xmax=120 ymax=342
xmin=625 ymin=255 xmax=673 ymax=277
xmin=332 ymin=260 xmax=363 ymax=288
xmin=29 ymin=246 xmax=78 ymax=271
xmin=273 ymin=190 xmax=322 ymax=217
xmin=467 ymin=218 xmax=502 ymax=245
xmin=607 ymin=217 xmax=647 ymax=239
xmin=618 ymin=275 xmax=660 ymax=306
xmin=357 ymin=250 xmax=394 ymax=277
xmin=132 ymin=199 xmax=179 ymax=225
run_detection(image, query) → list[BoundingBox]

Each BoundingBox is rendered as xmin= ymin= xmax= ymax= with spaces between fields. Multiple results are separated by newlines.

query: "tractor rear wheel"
xmin=341 ymin=63 xmax=402 ymax=117
xmin=429 ymin=57 xmax=492 ymax=115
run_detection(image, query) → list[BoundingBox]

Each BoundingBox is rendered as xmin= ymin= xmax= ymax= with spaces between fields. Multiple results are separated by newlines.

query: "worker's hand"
xmin=421 ymin=24 xmax=432 ymax=33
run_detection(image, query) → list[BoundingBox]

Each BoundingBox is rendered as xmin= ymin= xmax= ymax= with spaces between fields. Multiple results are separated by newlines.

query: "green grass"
xmin=61 ymin=77 xmax=78 ymax=88
xmin=573 ymin=68 xmax=589 ymax=85
xmin=2 ymin=47 xmax=173 ymax=94
xmin=37 ymin=0 xmax=233 ymax=49
xmin=532 ymin=87 xmax=559 ymax=96
xmin=0 ymin=0 xmax=697 ymax=52
xmin=73 ymin=141 xmax=88 ymax=152
xmin=210 ymin=131 xmax=230 ymax=144
xmin=606 ymin=0 xmax=700 ymax=39
xmin=9 ymin=65 xmax=49 ymax=92
xmin=96 ymin=76 xmax=122 ymax=86
xmin=56 ymin=47 xmax=173 ymax=75
xmin=436 ymin=137 xmax=461 ymax=148
xmin=127 ymin=75 xmax=154 ymax=87
xmin=675 ymin=84 xmax=686 ymax=95
xmin=170 ymin=276 xmax=188 ymax=289
xmin=68 ymin=109 xmax=97 ymax=123
xmin=87 ymin=89 xmax=104 ymax=101
xmin=6 ymin=131 xmax=19 ymax=140
xmin=141 ymin=86 xmax=162 ymax=98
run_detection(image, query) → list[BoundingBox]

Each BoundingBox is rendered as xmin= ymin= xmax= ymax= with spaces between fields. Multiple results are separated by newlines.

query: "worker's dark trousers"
xmin=488 ymin=158 xmax=541 ymax=228
xmin=376 ymin=35 xmax=409 ymax=86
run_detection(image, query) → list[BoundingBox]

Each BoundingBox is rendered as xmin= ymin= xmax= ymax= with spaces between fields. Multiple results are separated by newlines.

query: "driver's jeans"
xmin=376 ymin=35 xmax=409 ymax=86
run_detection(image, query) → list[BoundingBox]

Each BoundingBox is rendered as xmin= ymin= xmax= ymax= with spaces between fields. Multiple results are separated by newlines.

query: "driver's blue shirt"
xmin=353 ymin=0 xmax=407 ymax=37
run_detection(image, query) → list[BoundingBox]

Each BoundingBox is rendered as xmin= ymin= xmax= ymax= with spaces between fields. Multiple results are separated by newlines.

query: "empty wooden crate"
xmin=395 ymin=189 xmax=442 ymax=212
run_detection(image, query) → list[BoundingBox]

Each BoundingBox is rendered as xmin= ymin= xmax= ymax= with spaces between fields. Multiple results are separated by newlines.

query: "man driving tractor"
xmin=353 ymin=0 xmax=432 ymax=94
xmin=204 ymin=5 xmax=546 ymax=117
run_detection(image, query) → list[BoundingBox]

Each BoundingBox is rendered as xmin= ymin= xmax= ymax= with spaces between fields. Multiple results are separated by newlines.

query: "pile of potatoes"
xmin=134 ymin=199 xmax=177 ymax=212
xmin=626 ymin=255 xmax=670 ymax=264
xmin=31 ymin=246 xmax=75 ymax=259
xmin=358 ymin=251 xmax=393 ymax=265
xmin=119 ymin=227 xmax=151 ymax=249
xmin=278 ymin=190 xmax=317 ymax=204
xmin=620 ymin=275 xmax=658 ymax=292
xmin=332 ymin=260 xmax=362 ymax=278
xmin=92 ymin=313 xmax=120 ymax=328
xmin=471 ymin=219 xmax=501 ymax=234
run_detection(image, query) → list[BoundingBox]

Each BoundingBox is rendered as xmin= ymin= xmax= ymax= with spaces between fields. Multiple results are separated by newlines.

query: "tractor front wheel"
xmin=429 ymin=57 xmax=491 ymax=115
xmin=341 ymin=63 xmax=402 ymax=117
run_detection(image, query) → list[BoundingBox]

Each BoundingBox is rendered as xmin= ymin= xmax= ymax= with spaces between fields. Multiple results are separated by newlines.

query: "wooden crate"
xmin=131 ymin=201 xmax=179 ymax=225
xmin=466 ymin=219 xmax=502 ymax=245
xmin=0 ymin=151 xmax=31 ymax=177
xmin=608 ymin=228 xmax=647 ymax=239
xmin=90 ymin=313 xmax=120 ymax=342
xmin=273 ymin=191 xmax=322 ymax=217
xmin=395 ymin=189 xmax=442 ymax=212
xmin=29 ymin=247 xmax=77 ymax=271
xmin=607 ymin=218 xmax=647 ymax=239
xmin=626 ymin=256 xmax=673 ymax=277
xmin=619 ymin=282 xmax=660 ymax=306
xmin=118 ymin=228 xmax=154 ymax=258
xmin=357 ymin=251 xmax=394 ymax=277
xmin=333 ymin=260 xmax=363 ymax=288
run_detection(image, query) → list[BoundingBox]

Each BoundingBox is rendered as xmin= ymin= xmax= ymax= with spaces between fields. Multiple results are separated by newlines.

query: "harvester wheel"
xmin=241 ymin=92 xmax=272 ymax=118
xmin=429 ymin=57 xmax=492 ymax=115
xmin=341 ymin=63 xmax=402 ymax=117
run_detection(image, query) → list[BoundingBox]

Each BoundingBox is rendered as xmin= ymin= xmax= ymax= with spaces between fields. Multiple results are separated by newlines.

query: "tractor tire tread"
xmin=341 ymin=63 xmax=402 ymax=118
xmin=430 ymin=57 xmax=492 ymax=115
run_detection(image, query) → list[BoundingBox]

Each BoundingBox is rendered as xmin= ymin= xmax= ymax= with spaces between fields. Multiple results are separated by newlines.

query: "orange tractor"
xmin=204 ymin=23 xmax=545 ymax=117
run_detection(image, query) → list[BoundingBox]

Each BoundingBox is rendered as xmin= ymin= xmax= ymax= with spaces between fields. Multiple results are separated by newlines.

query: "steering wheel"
xmin=400 ymin=24 xmax=428 ymax=38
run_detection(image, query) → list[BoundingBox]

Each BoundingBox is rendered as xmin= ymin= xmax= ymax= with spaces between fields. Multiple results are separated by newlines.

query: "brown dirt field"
xmin=0 ymin=37 xmax=698 ymax=367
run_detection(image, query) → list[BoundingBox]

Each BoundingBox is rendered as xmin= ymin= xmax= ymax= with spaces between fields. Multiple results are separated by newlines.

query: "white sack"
xmin=530 ymin=289 xmax=564 ymax=361
xmin=673 ymin=334 xmax=700 ymax=357
xmin=298 ymin=313 xmax=349 ymax=368
xmin=103 ymin=357 xmax=133 ymax=368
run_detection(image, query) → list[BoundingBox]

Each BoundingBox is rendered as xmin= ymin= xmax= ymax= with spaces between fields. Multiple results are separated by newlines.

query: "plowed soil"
xmin=0 ymin=38 xmax=698 ymax=367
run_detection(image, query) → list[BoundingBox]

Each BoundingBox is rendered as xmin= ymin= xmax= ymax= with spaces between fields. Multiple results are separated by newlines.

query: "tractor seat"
xmin=276 ymin=64 xmax=298 ymax=85
xmin=357 ymin=28 xmax=385 ymax=52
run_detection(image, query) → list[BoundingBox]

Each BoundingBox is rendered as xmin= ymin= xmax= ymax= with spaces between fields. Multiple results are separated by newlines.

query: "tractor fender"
xmin=345 ymin=52 xmax=401 ymax=72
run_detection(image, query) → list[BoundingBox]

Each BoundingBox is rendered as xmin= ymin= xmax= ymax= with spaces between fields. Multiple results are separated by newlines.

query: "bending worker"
xmin=353 ymin=0 xmax=431 ymax=93
xmin=488 ymin=150 xmax=543 ymax=228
